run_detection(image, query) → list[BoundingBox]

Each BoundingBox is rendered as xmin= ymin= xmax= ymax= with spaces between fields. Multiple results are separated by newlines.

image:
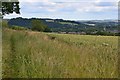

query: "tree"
xmin=44 ymin=27 xmax=52 ymax=32
xmin=96 ymin=31 xmax=115 ymax=36
xmin=1 ymin=0 xmax=20 ymax=15
xmin=31 ymin=20 xmax=49 ymax=32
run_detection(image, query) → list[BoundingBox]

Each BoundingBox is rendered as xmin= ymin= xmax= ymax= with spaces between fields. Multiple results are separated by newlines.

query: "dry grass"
xmin=2 ymin=28 xmax=118 ymax=78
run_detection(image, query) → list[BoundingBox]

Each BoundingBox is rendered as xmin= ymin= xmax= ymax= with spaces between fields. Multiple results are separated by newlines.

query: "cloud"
xmin=4 ymin=0 xmax=118 ymax=20
xmin=95 ymin=2 xmax=116 ymax=7
xmin=18 ymin=1 xmax=118 ymax=18
xmin=19 ymin=0 xmax=118 ymax=13
xmin=19 ymin=0 xmax=119 ymax=2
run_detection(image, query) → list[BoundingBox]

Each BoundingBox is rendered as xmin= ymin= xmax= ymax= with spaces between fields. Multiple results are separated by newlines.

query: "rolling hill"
xmin=7 ymin=17 xmax=118 ymax=33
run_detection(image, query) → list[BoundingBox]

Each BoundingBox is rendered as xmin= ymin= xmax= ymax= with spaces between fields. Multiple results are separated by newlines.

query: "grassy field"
xmin=59 ymin=22 xmax=78 ymax=25
xmin=2 ymin=28 xmax=118 ymax=78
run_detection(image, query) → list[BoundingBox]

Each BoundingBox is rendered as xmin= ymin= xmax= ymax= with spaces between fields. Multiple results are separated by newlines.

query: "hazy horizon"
xmin=3 ymin=17 xmax=118 ymax=21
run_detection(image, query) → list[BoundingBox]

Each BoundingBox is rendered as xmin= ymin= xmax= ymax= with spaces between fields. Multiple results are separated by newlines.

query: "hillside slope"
xmin=2 ymin=28 xmax=118 ymax=78
xmin=8 ymin=18 xmax=118 ymax=33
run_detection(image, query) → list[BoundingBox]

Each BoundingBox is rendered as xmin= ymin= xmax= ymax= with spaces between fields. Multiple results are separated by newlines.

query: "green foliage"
xmin=31 ymin=20 xmax=51 ymax=32
xmin=96 ymin=31 xmax=115 ymax=36
xmin=11 ymin=25 xmax=28 ymax=30
xmin=2 ymin=1 xmax=20 ymax=15
xmin=2 ymin=20 xmax=8 ymax=28
xmin=44 ymin=27 xmax=52 ymax=32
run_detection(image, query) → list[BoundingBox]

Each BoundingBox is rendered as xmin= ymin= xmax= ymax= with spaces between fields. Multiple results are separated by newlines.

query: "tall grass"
xmin=2 ymin=28 xmax=118 ymax=78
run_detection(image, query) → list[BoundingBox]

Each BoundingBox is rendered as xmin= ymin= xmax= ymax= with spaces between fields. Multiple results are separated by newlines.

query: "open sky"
xmin=4 ymin=0 xmax=118 ymax=20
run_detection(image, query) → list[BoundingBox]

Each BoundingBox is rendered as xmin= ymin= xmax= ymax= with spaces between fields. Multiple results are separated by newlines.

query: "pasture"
xmin=2 ymin=28 xmax=118 ymax=78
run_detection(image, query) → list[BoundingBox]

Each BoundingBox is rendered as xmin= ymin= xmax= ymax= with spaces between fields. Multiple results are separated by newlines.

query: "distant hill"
xmin=7 ymin=17 xmax=118 ymax=33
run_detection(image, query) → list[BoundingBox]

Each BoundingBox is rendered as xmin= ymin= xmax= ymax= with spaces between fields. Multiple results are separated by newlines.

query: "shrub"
xmin=31 ymin=20 xmax=46 ymax=31
xmin=44 ymin=27 xmax=52 ymax=32
xmin=11 ymin=25 xmax=28 ymax=30
xmin=31 ymin=20 xmax=51 ymax=32
xmin=2 ymin=20 xmax=9 ymax=28
xmin=96 ymin=31 xmax=115 ymax=36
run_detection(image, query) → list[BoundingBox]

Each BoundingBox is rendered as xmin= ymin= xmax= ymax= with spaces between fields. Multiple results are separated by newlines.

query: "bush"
xmin=2 ymin=20 xmax=9 ymax=28
xmin=31 ymin=20 xmax=46 ymax=31
xmin=44 ymin=27 xmax=52 ymax=32
xmin=31 ymin=20 xmax=51 ymax=32
xmin=96 ymin=31 xmax=115 ymax=36
xmin=11 ymin=26 xmax=28 ymax=30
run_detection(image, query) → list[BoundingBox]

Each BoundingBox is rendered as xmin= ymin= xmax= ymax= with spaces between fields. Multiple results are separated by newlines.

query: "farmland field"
xmin=2 ymin=28 xmax=118 ymax=78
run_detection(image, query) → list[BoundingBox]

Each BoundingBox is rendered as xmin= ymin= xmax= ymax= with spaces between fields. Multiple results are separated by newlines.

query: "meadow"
xmin=2 ymin=28 xmax=118 ymax=78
